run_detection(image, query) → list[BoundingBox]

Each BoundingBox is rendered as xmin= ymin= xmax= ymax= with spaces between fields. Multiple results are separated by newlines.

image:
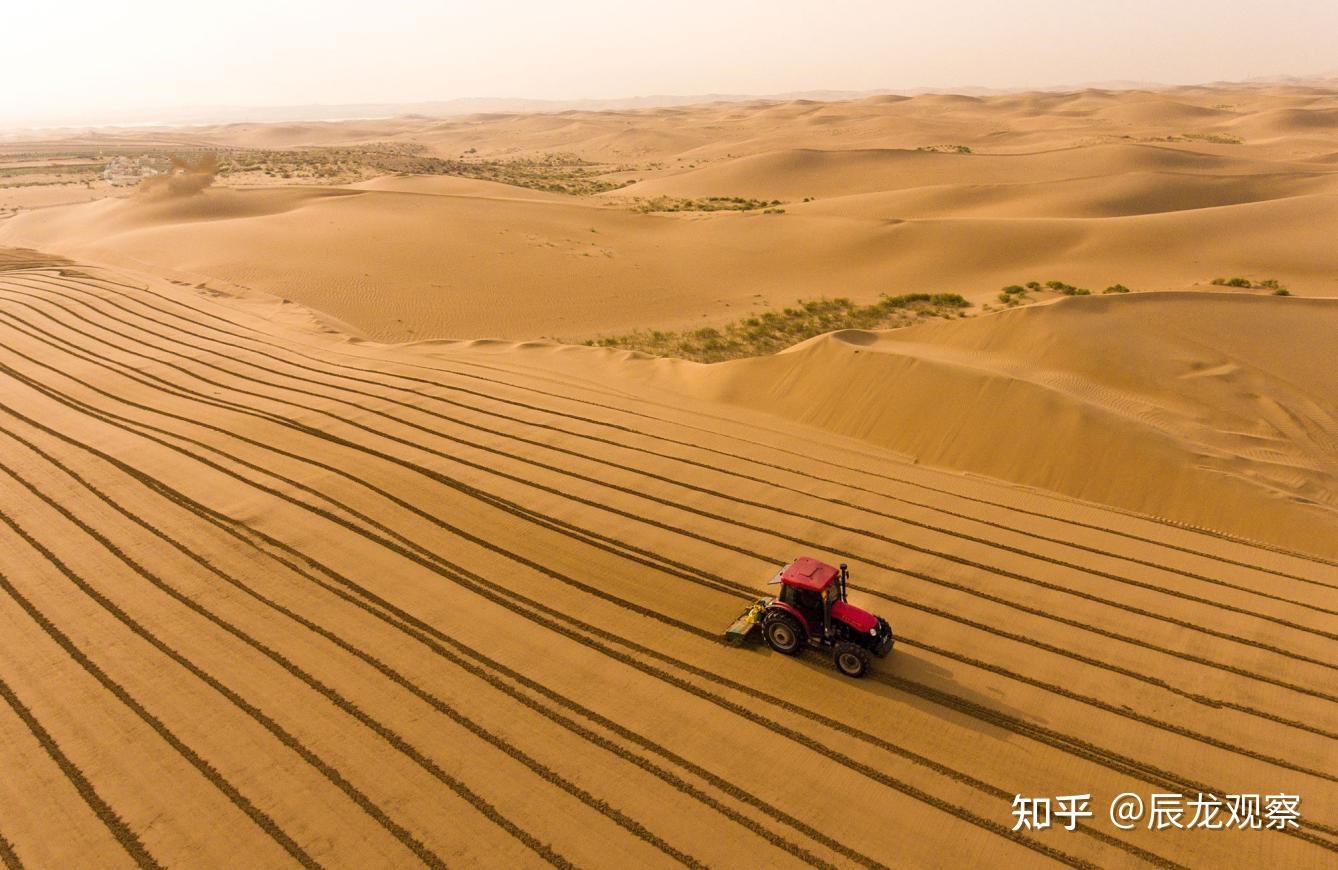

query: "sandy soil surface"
xmin=3 ymin=84 xmax=1338 ymax=343
xmin=0 ymin=249 xmax=1334 ymax=868
xmin=1 ymin=83 xmax=1335 ymax=868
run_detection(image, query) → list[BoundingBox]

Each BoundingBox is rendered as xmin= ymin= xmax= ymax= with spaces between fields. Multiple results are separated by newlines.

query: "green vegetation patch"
xmin=1211 ymin=276 xmax=1288 ymax=293
xmin=585 ymin=293 xmax=971 ymax=362
xmin=915 ymin=144 xmax=973 ymax=154
xmin=629 ymin=195 xmax=782 ymax=213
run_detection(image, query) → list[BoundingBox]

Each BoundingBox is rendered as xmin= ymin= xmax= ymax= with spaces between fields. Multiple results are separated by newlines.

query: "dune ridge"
xmin=4 ymin=82 xmax=1338 ymax=341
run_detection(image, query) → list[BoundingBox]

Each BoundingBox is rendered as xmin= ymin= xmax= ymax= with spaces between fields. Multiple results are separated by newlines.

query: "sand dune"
xmin=4 ymin=83 xmax=1336 ymax=344
xmin=1 ymin=81 xmax=1336 ymax=868
xmin=0 ymin=254 xmax=1334 ymax=867
xmin=648 ymin=293 xmax=1338 ymax=556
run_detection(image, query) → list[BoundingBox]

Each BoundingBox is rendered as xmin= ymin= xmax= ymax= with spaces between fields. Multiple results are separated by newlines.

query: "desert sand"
xmin=0 ymin=83 xmax=1335 ymax=868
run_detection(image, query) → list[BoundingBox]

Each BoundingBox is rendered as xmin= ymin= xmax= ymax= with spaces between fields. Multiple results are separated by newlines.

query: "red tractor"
xmin=725 ymin=557 xmax=894 ymax=677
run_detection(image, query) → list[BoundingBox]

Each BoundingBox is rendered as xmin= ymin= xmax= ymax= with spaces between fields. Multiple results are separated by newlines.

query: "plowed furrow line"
xmin=0 ymin=390 xmax=1127 ymax=868
xmin=3 ymin=298 xmax=1331 ymax=672
xmin=0 ymin=487 xmax=572 ymax=869
xmin=10 ymin=282 xmax=1334 ymax=629
xmin=0 ymin=675 xmax=160 ymax=870
xmin=5 ymin=337 xmax=1335 ymax=734
xmin=0 ymin=515 xmax=446 ymax=870
xmin=0 ymin=405 xmax=1276 ymax=866
xmin=27 ymin=271 xmax=1338 ymax=590
xmin=0 ymin=459 xmax=707 ymax=869
xmin=5 ymin=339 xmax=1335 ymax=774
xmin=15 ymin=277 xmax=1329 ymax=612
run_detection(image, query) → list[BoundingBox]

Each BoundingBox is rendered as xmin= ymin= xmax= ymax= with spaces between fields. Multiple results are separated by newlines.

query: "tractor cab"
xmin=769 ymin=556 xmax=846 ymax=637
xmin=722 ymin=556 xmax=895 ymax=677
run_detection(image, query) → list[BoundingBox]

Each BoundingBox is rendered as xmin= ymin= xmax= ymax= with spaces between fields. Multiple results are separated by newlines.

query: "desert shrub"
xmin=586 ymin=293 xmax=971 ymax=362
xmin=1211 ymin=277 xmax=1252 ymax=288
xmin=1103 ymin=284 xmax=1131 ymax=294
xmin=1045 ymin=280 xmax=1075 ymax=292
xmin=1025 ymin=281 xmax=1041 ymax=290
xmin=1182 ymin=133 xmax=1243 ymax=145
xmin=1000 ymin=284 xmax=1026 ymax=295
xmin=1273 ymin=288 xmax=1291 ymax=296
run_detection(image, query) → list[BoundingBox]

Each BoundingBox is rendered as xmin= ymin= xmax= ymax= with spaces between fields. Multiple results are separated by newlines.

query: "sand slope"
xmin=4 ymin=83 xmax=1338 ymax=340
xmin=0 ymin=252 xmax=1335 ymax=868
xmin=648 ymin=293 xmax=1338 ymax=556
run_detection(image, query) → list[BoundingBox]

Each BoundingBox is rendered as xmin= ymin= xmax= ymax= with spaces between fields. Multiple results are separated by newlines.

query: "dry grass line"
xmin=5 ymin=353 xmax=1332 ymax=845
xmin=0 ymin=675 xmax=160 ymax=869
xmin=3 ymin=334 xmax=1335 ymax=797
xmin=5 ymin=285 xmax=1332 ymax=851
xmin=0 ymin=385 xmax=1119 ymax=868
xmin=6 ymin=321 xmax=1332 ymax=730
xmin=1 ymin=461 xmax=705 ymax=869
xmin=4 ymin=290 xmax=1330 ymax=672
xmin=4 ymin=314 xmax=1334 ymax=773
xmin=0 ymin=411 xmax=880 ymax=870
xmin=0 ymin=828 xmax=22 ymax=870
xmin=65 ymin=268 xmax=1338 ymax=587
xmin=0 ymin=471 xmax=568 ymax=870
xmin=20 ymin=276 xmax=1331 ymax=619
xmin=0 ymin=508 xmax=442 ymax=869
xmin=0 ymin=405 xmax=1219 ymax=869
xmin=21 ymin=278 xmax=1336 ymax=629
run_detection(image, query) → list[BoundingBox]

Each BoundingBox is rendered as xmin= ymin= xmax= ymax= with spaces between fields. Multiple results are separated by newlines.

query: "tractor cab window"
xmin=782 ymin=584 xmax=825 ymax=624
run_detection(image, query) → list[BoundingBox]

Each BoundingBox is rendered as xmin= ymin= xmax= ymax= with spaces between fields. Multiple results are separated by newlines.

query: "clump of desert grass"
xmin=994 ymin=280 xmax=1135 ymax=308
xmin=1211 ymin=276 xmax=1289 ymax=294
xmin=585 ymin=293 xmax=971 ymax=362
xmin=628 ymin=195 xmax=783 ymax=213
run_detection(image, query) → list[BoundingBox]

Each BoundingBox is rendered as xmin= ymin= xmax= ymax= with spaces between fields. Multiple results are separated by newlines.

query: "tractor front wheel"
xmin=834 ymin=642 xmax=871 ymax=678
xmin=763 ymin=612 xmax=805 ymax=655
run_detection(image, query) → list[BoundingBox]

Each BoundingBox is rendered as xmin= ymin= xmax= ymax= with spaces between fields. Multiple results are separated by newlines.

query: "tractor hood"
xmin=831 ymin=600 xmax=878 ymax=633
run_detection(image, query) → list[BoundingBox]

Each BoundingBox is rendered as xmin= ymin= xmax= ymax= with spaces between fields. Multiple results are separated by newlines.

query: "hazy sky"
xmin=5 ymin=0 xmax=1336 ymax=125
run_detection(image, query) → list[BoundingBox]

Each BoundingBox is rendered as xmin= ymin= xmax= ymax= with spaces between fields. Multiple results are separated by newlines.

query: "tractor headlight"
xmin=869 ymin=627 xmax=878 ymax=636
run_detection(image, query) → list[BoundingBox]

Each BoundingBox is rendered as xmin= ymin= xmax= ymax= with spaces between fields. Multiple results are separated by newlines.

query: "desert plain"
xmin=0 ymin=82 xmax=1335 ymax=868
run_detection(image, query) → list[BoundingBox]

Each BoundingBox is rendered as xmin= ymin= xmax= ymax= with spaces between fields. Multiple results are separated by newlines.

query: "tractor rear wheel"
xmin=834 ymin=642 xmax=871 ymax=678
xmin=763 ymin=612 xmax=805 ymax=655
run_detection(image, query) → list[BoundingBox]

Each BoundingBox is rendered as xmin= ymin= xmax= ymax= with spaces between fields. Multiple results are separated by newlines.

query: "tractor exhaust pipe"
xmin=839 ymin=563 xmax=849 ymax=601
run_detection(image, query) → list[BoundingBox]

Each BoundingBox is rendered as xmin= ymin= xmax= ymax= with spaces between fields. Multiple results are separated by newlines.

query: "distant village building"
xmin=103 ymin=155 xmax=160 ymax=186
